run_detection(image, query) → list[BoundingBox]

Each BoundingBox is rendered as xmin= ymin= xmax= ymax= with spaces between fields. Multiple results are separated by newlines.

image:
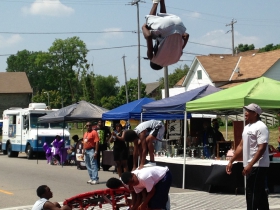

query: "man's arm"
xmin=139 ymin=132 xmax=148 ymax=169
xmin=242 ymin=143 xmax=268 ymax=176
xmin=182 ymin=33 xmax=189 ymax=50
xmin=142 ymin=24 xmax=154 ymax=59
xmin=138 ymin=187 xmax=155 ymax=210
xmin=226 ymin=139 xmax=243 ymax=174
xmin=44 ymin=201 xmax=71 ymax=210
xmin=130 ymin=191 xmax=142 ymax=210
xmin=94 ymin=131 xmax=99 ymax=158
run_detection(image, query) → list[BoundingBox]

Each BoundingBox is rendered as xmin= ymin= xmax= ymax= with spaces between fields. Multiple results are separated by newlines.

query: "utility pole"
xmin=164 ymin=66 xmax=169 ymax=98
xmin=226 ymin=19 xmax=237 ymax=56
xmin=130 ymin=0 xmax=143 ymax=99
xmin=122 ymin=55 xmax=129 ymax=104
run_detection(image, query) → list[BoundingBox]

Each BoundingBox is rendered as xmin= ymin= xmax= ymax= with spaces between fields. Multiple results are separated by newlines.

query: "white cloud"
xmin=189 ymin=12 xmax=201 ymax=18
xmin=193 ymin=29 xmax=260 ymax=54
xmin=0 ymin=35 xmax=23 ymax=49
xmin=88 ymin=28 xmax=124 ymax=47
xmin=21 ymin=0 xmax=74 ymax=17
xmin=103 ymin=28 xmax=124 ymax=39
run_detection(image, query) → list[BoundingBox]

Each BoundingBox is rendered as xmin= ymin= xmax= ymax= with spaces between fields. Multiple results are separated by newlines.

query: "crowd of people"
xmin=35 ymin=103 xmax=270 ymax=210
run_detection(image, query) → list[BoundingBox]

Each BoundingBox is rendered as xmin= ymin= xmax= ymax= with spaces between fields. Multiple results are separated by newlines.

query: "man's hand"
xmin=242 ymin=164 xmax=252 ymax=176
xmin=142 ymin=24 xmax=151 ymax=39
xmin=226 ymin=162 xmax=233 ymax=175
xmin=93 ymin=152 xmax=97 ymax=159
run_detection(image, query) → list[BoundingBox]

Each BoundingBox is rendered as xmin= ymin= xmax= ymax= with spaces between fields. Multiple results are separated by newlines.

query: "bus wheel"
xmin=7 ymin=144 xmax=18 ymax=157
xmin=26 ymin=145 xmax=34 ymax=159
xmin=3 ymin=150 xmax=7 ymax=155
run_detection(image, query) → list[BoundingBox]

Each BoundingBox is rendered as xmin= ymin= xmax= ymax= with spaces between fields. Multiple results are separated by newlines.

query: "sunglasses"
xmin=86 ymin=125 xmax=91 ymax=127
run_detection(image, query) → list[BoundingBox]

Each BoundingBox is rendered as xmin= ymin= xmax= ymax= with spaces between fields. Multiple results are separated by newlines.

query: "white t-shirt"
xmin=134 ymin=120 xmax=164 ymax=140
xmin=32 ymin=198 xmax=48 ymax=210
xmin=132 ymin=166 xmax=169 ymax=193
xmin=242 ymin=120 xmax=270 ymax=167
xmin=145 ymin=13 xmax=186 ymax=67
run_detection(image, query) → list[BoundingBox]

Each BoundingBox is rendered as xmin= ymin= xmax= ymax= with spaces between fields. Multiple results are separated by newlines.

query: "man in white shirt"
xmin=142 ymin=0 xmax=189 ymax=70
xmin=121 ymin=166 xmax=172 ymax=210
xmin=226 ymin=103 xmax=269 ymax=210
xmin=32 ymin=185 xmax=71 ymax=210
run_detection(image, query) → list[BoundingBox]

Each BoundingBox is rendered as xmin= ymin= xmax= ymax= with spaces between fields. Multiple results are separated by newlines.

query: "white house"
xmin=182 ymin=49 xmax=280 ymax=90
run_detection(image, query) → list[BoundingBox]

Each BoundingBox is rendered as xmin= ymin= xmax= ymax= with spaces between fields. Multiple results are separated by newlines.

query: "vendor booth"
xmin=38 ymin=100 xmax=108 ymax=168
xmin=142 ymin=85 xmax=221 ymax=188
xmin=184 ymin=77 xmax=280 ymax=192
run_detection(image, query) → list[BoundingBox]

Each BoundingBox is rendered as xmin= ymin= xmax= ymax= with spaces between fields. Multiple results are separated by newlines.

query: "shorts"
xmin=148 ymin=170 xmax=172 ymax=209
xmin=113 ymin=148 xmax=128 ymax=161
xmin=148 ymin=124 xmax=165 ymax=141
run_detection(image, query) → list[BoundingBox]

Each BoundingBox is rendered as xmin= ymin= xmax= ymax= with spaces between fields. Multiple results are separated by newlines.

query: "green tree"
xmin=46 ymin=36 xmax=89 ymax=106
xmin=157 ymin=64 xmax=189 ymax=99
xmin=100 ymin=78 xmax=146 ymax=109
xmin=259 ymin=43 xmax=280 ymax=52
xmin=32 ymin=89 xmax=62 ymax=109
xmin=93 ymin=75 xmax=119 ymax=106
xmin=6 ymin=50 xmax=48 ymax=94
xmin=235 ymin=44 xmax=255 ymax=52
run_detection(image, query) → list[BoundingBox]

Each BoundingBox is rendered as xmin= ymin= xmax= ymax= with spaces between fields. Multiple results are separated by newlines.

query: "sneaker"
xmin=90 ymin=180 xmax=99 ymax=185
xmin=87 ymin=179 xmax=92 ymax=184
xmin=144 ymin=162 xmax=156 ymax=167
xmin=153 ymin=0 xmax=160 ymax=3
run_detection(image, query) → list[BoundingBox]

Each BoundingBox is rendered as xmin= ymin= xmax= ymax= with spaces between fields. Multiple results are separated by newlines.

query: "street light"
xmin=44 ymin=91 xmax=49 ymax=107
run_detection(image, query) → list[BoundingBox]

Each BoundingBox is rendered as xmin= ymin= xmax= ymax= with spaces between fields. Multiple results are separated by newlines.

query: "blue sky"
xmin=0 ymin=0 xmax=279 ymax=86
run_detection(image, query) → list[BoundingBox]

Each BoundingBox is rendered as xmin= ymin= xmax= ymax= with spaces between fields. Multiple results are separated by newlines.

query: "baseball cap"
xmin=243 ymin=103 xmax=262 ymax=115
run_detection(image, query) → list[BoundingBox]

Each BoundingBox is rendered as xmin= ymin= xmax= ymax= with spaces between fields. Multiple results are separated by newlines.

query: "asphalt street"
xmin=1 ymin=153 xmax=280 ymax=210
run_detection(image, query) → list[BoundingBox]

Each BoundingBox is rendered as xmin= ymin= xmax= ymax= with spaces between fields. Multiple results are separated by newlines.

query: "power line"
xmin=0 ymin=31 xmax=137 ymax=35
xmin=0 ymin=41 xmax=231 ymax=57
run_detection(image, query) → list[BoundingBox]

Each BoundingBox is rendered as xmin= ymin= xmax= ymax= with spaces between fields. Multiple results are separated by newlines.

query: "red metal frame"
xmin=63 ymin=188 xmax=130 ymax=210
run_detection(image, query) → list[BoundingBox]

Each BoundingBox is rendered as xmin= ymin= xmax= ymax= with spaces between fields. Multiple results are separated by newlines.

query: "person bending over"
xmin=121 ymin=166 xmax=172 ymax=210
xmin=106 ymin=177 xmax=141 ymax=210
xmin=143 ymin=0 xmax=189 ymax=70
xmin=124 ymin=120 xmax=165 ymax=170
xmin=32 ymin=185 xmax=71 ymax=210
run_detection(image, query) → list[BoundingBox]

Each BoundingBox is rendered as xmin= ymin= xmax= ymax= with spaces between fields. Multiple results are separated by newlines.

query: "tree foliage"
xmin=258 ymin=43 xmax=280 ymax=52
xmin=156 ymin=65 xmax=189 ymax=99
xmin=6 ymin=36 xmax=190 ymax=110
xmin=100 ymin=78 xmax=147 ymax=109
xmin=235 ymin=44 xmax=255 ymax=52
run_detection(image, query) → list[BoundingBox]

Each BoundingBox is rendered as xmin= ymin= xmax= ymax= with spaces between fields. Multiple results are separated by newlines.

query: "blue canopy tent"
xmin=142 ymin=85 xmax=221 ymax=117
xmin=142 ymin=84 xmax=221 ymax=189
xmin=102 ymin=97 xmax=159 ymax=120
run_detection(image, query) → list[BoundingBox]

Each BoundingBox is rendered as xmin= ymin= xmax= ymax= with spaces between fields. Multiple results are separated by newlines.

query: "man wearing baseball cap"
xmin=226 ymin=103 xmax=269 ymax=210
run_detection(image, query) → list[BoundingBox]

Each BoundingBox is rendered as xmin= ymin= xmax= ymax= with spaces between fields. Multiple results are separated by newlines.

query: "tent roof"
xmin=186 ymin=77 xmax=280 ymax=115
xmin=102 ymin=98 xmax=156 ymax=120
xmin=142 ymin=85 xmax=221 ymax=112
xmin=38 ymin=100 xmax=108 ymax=123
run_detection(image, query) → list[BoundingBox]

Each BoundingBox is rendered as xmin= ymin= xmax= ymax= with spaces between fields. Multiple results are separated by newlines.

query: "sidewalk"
xmin=2 ymin=191 xmax=280 ymax=210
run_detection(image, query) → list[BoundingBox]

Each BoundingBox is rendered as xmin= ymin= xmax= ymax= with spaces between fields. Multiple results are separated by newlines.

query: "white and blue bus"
xmin=1 ymin=103 xmax=70 ymax=159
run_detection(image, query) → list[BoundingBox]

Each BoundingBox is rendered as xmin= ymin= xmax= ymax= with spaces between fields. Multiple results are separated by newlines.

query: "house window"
xmin=197 ymin=70 xmax=202 ymax=79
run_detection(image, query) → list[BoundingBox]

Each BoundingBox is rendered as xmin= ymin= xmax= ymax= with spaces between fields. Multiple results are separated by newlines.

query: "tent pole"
xmin=141 ymin=112 xmax=143 ymax=123
xmin=62 ymin=120 xmax=65 ymax=168
xmin=182 ymin=111 xmax=187 ymax=189
xmin=225 ymin=115 xmax=228 ymax=140
xmin=243 ymin=108 xmax=246 ymax=196
xmin=37 ymin=122 xmax=39 ymax=165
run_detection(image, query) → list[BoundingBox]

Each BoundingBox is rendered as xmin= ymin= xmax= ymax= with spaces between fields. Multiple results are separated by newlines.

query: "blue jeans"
xmin=85 ymin=148 xmax=99 ymax=181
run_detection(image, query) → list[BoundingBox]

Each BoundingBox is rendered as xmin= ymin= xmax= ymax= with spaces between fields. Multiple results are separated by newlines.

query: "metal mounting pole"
xmin=131 ymin=0 xmax=142 ymax=99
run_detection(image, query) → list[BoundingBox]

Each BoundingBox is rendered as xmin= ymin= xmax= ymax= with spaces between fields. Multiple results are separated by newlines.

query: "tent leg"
xmin=182 ymin=111 xmax=187 ymax=189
